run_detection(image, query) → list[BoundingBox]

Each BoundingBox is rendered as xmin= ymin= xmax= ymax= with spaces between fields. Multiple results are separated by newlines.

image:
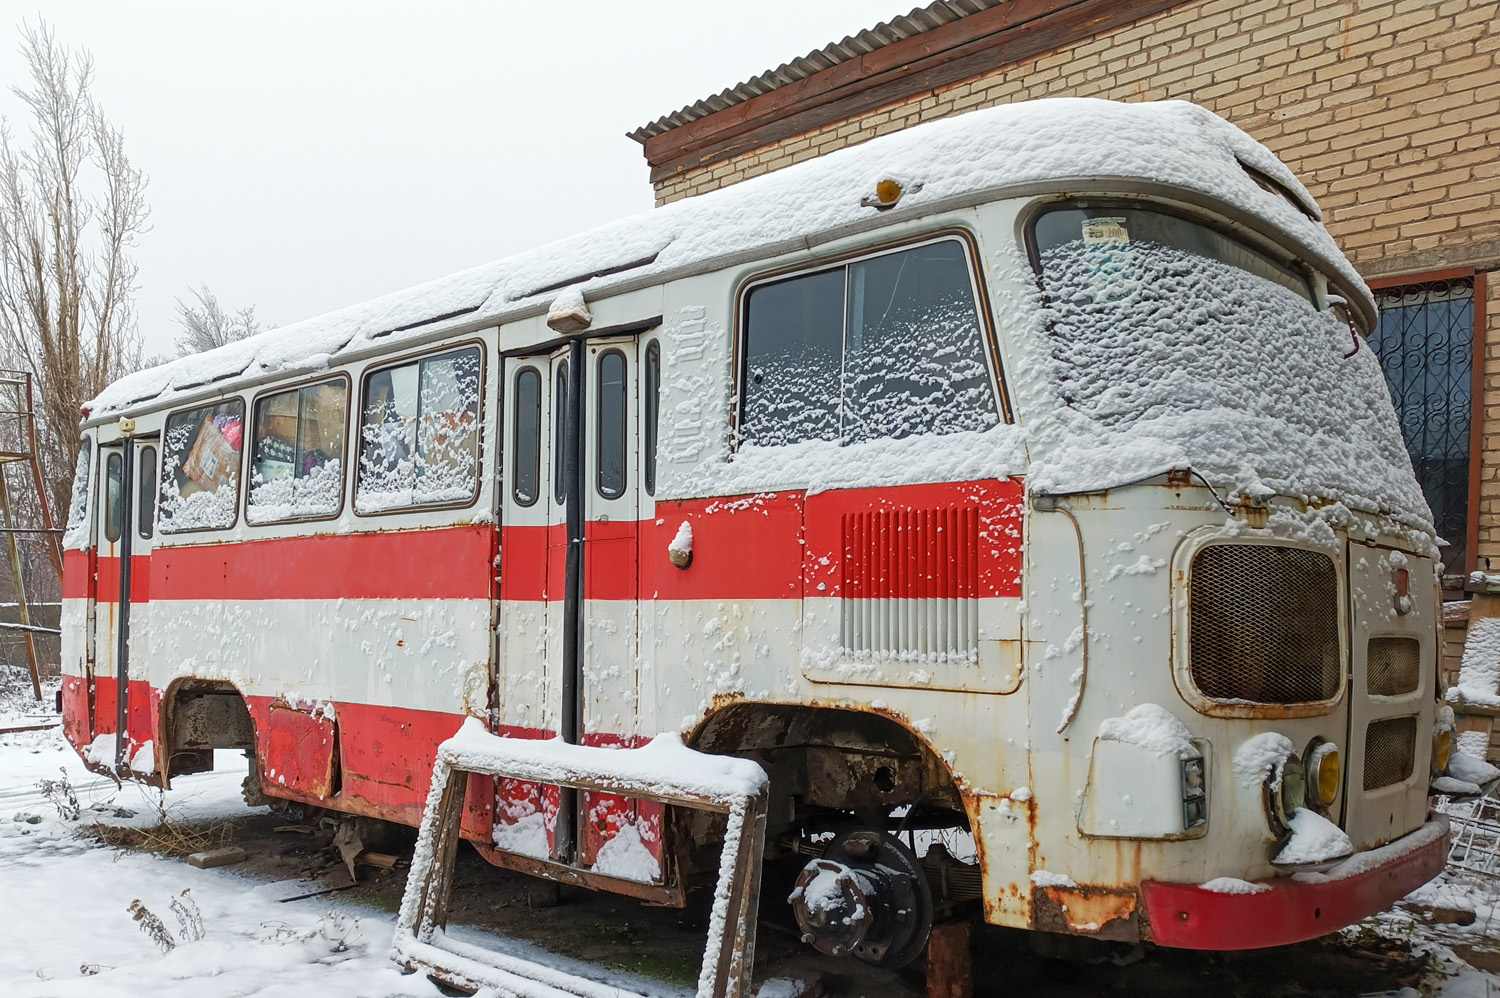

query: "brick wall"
xmin=1481 ymin=274 xmax=1500 ymax=566
xmin=654 ymin=0 xmax=1500 ymax=289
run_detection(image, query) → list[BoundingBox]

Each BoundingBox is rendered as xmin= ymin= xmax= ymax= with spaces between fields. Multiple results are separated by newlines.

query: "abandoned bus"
xmin=61 ymin=98 xmax=1451 ymax=960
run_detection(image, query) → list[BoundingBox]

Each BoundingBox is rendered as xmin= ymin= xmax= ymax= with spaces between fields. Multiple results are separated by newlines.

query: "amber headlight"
xmin=1433 ymin=728 xmax=1454 ymax=777
xmin=1306 ymin=739 xmax=1340 ymax=810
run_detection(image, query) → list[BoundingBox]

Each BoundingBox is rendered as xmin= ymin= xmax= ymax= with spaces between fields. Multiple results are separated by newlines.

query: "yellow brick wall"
xmin=654 ymin=0 xmax=1500 ymax=286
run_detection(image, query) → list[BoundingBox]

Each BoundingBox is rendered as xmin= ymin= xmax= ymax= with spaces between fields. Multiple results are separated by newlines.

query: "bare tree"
xmin=0 ymin=21 xmax=147 ymax=518
xmin=174 ymin=284 xmax=258 ymax=356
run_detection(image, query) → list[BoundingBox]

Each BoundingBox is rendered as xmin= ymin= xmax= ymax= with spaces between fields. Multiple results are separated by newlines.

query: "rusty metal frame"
xmin=392 ymin=726 xmax=769 ymax=998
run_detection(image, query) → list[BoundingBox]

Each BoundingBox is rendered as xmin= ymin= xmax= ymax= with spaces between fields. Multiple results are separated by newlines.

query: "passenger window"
xmin=64 ymin=439 xmax=92 ymax=547
xmin=512 ymin=367 xmax=541 ymax=506
xmin=741 ymin=268 xmax=843 ymax=447
xmin=160 ymin=400 xmax=245 ymax=532
xmin=137 ymin=446 xmax=156 ymax=539
xmin=104 ymin=452 xmax=123 ymax=543
xmin=597 ymin=350 xmax=626 ymax=499
xmin=740 ymin=239 xmax=999 ymax=448
xmin=644 ymin=341 xmax=660 ymax=497
xmin=356 ymin=346 xmax=481 ymax=512
xmin=553 ymin=361 xmax=569 ymax=505
xmin=248 ymin=379 xmax=347 ymax=523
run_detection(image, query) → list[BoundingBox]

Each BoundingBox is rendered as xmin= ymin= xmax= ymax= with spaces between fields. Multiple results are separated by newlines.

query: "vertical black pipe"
xmin=114 ymin=443 xmax=134 ymax=770
xmin=556 ymin=337 xmax=586 ymax=862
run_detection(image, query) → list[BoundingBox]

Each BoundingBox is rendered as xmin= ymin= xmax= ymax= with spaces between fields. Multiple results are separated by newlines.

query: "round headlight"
xmin=1308 ymin=741 xmax=1340 ymax=809
xmin=1433 ymin=728 xmax=1454 ymax=777
xmin=1270 ymin=753 xmax=1307 ymax=831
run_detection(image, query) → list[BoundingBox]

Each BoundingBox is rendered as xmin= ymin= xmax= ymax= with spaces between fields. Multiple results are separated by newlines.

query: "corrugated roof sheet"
xmin=627 ymin=0 xmax=1006 ymax=142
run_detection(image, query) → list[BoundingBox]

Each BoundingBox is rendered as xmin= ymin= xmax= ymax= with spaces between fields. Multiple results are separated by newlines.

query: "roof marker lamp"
xmin=860 ymin=178 xmax=921 ymax=211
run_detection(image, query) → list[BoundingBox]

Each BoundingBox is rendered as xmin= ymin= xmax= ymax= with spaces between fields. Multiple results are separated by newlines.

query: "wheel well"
xmin=690 ymin=703 xmax=962 ymax=835
xmin=162 ymin=679 xmax=256 ymax=780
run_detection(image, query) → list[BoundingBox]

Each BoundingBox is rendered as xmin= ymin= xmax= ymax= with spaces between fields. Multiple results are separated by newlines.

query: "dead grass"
xmin=82 ymin=815 xmax=242 ymax=858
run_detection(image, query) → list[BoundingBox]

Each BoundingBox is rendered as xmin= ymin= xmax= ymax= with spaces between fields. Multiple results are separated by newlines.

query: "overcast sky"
xmin=0 ymin=1 xmax=899 ymax=358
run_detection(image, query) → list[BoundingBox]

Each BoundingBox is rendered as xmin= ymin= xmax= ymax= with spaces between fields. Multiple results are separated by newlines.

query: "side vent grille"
xmin=840 ymin=506 xmax=979 ymax=662
xmin=1364 ymin=716 xmax=1418 ymax=791
xmin=1367 ymin=637 xmax=1421 ymax=697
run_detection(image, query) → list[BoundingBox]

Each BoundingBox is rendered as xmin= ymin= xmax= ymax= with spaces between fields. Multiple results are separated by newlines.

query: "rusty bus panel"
xmin=1032 ymin=884 xmax=1140 ymax=942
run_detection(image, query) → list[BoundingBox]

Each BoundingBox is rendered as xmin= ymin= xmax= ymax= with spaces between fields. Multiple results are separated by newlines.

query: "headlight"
xmin=1433 ymin=728 xmax=1454 ymax=777
xmin=1269 ymin=753 xmax=1307 ymax=833
xmin=1306 ymin=740 xmax=1340 ymax=810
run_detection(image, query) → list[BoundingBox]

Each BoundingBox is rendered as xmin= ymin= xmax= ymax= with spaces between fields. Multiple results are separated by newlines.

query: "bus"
xmin=60 ymin=97 xmax=1451 ymax=962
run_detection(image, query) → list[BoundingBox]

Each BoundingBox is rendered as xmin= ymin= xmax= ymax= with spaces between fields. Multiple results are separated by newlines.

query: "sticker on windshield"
xmin=1082 ymin=217 xmax=1130 ymax=247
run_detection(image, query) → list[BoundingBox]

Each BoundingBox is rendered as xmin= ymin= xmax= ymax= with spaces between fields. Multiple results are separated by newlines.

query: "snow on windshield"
xmin=1024 ymin=212 xmax=1430 ymax=532
xmin=62 ymin=441 xmax=91 ymax=550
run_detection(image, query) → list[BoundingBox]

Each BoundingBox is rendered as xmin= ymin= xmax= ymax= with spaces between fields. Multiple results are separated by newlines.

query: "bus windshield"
xmin=1025 ymin=202 xmax=1429 ymax=533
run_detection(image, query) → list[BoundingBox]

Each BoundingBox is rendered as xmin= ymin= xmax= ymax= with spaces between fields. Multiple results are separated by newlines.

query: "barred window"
xmin=1370 ymin=277 xmax=1475 ymax=578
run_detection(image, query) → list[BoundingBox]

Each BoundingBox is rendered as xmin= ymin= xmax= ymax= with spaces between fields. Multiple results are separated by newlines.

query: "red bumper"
xmin=1140 ymin=818 xmax=1449 ymax=950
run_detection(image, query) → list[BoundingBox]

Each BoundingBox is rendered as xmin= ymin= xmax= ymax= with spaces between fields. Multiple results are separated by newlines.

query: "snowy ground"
xmin=0 ymin=694 xmax=688 ymax=997
xmin=6 ymin=669 xmax=1500 ymax=997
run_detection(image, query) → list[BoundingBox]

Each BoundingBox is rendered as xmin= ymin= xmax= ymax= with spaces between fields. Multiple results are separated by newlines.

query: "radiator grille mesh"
xmin=1188 ymin=544 xmax=1340 ymax=704
xmin=1363 ymin=716 xmax=1418 ymax=791
xmin=1367 ymin=637 xmax=1421 ymax=697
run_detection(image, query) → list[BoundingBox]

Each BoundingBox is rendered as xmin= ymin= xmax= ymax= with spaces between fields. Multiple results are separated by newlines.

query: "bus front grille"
xmin=1367 ymin=637 xmax=1421 ymax=696
xmin=1364 ymin=716 xmax=1418 ymax=791
xmin=1188 ymin=544 xmax=1340 ymax=704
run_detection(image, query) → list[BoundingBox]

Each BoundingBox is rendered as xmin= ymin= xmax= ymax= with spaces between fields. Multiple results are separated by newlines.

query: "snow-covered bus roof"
xmin=89 ymin=98 xmax=1369 ymax=421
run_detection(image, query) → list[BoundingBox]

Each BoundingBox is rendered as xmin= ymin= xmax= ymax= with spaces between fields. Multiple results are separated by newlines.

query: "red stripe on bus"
xmin=62 ymin=549 xmax=92 ymax=600
xmin=94 ymin=555 xmax=152 ymax=604
xmin=148 ymin=526 xmax=497 ymax=601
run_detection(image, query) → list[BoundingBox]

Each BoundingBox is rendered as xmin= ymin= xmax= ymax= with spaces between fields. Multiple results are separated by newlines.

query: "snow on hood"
xmin=90 ymin=98 xmax=1359 ymax=418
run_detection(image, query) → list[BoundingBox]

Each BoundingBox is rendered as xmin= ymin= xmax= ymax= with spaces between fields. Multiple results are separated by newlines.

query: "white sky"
xmin=0 ymin=1 xmax=900 ymax=358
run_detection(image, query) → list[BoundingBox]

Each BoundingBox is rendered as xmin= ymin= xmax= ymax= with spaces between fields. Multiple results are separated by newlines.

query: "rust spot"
xmin=1032 ymin=884 xmax=1140 ymax=943
xmin=396 ymin=639 xmax=405 ymax=648
xmin=709 ymin=691 xmax=744 ymax=711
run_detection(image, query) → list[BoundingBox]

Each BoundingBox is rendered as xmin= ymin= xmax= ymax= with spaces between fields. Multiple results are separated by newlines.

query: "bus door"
xmin=496 ymin=350 xmax=566 ymax=858
xmin=495 ymin=334 xmax=652 ymax=876
xmin=578 ymin=336 xmax=648 ymax=870
xmin=91 ymin=437 xmax=157 ymax=770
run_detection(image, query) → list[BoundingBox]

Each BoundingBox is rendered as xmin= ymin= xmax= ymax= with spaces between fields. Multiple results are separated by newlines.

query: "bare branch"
xmin=0 ymin=19 xmax=150 ymax=518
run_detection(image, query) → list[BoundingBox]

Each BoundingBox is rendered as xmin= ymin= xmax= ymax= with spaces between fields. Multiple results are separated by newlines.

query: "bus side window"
xmin=740 ymin=268 xmax=844 ymax=448
xmin=104 ymin=452 xmax=123 ymax=543
xmin=554 ymin=360 xmax=569 ymax=505
xmin=512 ymin=367 xmax=541 ymax=506
xmin=160 ymin=399 xmax=244 ymax=533
xmin=597 ymin=350 xmax=626 ymax=499
xmin=644 ymin=340 xmax=660 ymax=497
xmin=738 ymin=237 xmax=999 ymax=448
xmin=841 ymin=241 xmax=997 ymax=444
xmin=137 ymin=446 xmax=156 ymax=539
xmin=356 ymin=345 xmax=481 ymax=512
xmin=248 ymin=378 xmax=348 ymax=523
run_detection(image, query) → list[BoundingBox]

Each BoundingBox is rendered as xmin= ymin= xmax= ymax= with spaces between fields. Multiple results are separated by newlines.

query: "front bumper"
xmin=1140 ymin=817 xmax=1449 ymax=949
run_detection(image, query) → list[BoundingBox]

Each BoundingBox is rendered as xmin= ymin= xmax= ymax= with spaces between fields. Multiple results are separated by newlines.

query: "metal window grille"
xmin=1370 ymin=278 xmax=1475 ymax=577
